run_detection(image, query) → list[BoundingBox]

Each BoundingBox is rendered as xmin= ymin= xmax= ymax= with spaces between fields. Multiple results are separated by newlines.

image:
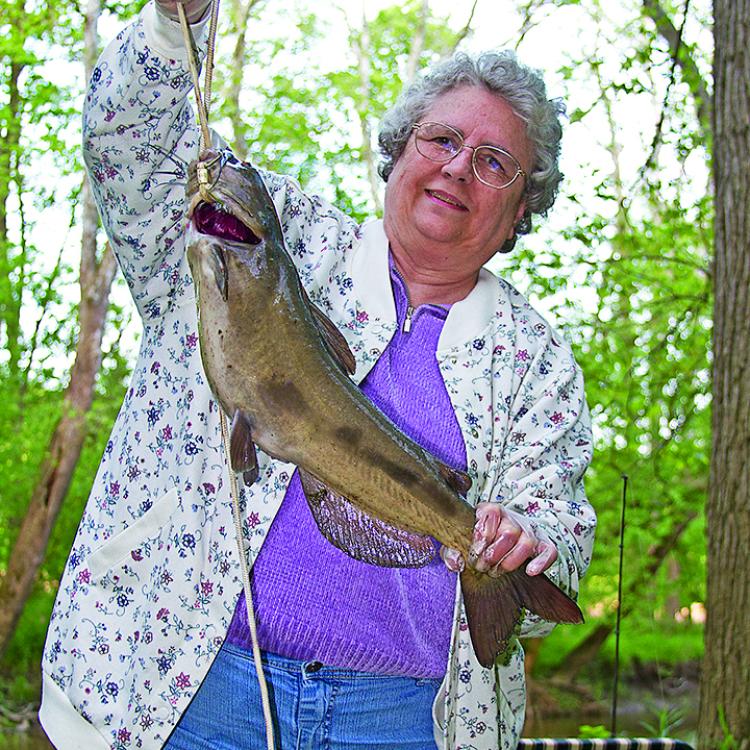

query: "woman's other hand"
xmin=154 ymin=0 xmax=213 ymax=23
xmin=441 ymin=503 xmax=557 ymax=576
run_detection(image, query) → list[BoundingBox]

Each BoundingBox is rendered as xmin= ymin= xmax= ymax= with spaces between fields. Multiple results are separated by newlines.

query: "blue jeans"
xmin=164 ymin=642 xmax=442 ymax=749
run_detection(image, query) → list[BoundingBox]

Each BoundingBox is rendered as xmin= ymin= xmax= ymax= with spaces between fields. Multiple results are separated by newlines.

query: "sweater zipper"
xmin=391 ymin=264 xmax=448 ymax=333
xmin=403 ymin=304 xmax=415 ymax=333
xmin=392 ymin=264 xmax=415 ymax=333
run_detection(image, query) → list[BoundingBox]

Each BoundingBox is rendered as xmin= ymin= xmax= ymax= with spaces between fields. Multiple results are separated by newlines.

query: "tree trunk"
xmin=0 ymin=229 xmax=116 ymax=658
xmin=225 ymin=0 xmax=264 ymax=159
xmin=697 ymin=0 xmax=750 ymax=747
xmin=0 ymin=59 xmax=25 ymax=389
xmin=0 ymin=0 xmax=117 ymax=657
xmin=352 ymin=10 xmax=383 ymax=215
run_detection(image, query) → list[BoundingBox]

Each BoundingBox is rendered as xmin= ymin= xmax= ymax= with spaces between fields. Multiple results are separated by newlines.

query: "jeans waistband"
xmin=220 ymin=641 xmax=443 ymax=684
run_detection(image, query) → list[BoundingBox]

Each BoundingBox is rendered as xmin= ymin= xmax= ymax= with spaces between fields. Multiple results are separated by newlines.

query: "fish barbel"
xmin=184 ymin=147 xmax=583 ymax=667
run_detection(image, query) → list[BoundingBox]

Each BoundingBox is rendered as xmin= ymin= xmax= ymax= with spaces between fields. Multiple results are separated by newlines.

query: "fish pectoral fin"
xmin=460 ymin=566 xmax=584 ymax=669
xmin=308 ymin=300 xmax=356 ymax=376
xmin=298 ymin=469 xmax=435 ymax=568
xmin=437 ymin=462 xmax=472 ymax=496
xmin=229 ymin=410 xmax=259 ymax=485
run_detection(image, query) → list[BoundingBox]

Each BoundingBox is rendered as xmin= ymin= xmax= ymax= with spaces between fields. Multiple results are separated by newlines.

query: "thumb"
xmin=440 ymin=546 xmax=465 ymax=573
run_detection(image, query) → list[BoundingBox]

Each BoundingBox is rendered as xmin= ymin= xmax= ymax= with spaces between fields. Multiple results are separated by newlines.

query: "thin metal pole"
xmin=611 ymin=474 xmax=628 ymax=737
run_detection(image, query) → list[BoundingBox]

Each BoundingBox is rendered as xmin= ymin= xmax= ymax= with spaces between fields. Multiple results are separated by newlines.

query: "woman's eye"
xmin=482 ymin=152 xmax=509 ymax=174
xmin=433 ymin=136 xmax=458 ymax=152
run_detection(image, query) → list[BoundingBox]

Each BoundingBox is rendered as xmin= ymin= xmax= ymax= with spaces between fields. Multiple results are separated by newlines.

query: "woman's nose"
xmin=442 ymin=146 xmax=475 ymax=182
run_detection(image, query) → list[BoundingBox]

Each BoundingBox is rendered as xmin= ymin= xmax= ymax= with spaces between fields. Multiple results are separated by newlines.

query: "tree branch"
xmin=405 ymin=0 xmax=429 ymax=84
xmin=448 ymin=0 xmax=478 ymax=56
xmin=352 ymin=11 xmax=383 ymax=214
xmin=641 ymin=0 xmax=711 ymax=145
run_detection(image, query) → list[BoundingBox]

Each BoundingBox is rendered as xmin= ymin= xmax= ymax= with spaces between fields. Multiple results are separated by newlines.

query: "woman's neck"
xmin=390 ymin=245 xmax=479 ymax=308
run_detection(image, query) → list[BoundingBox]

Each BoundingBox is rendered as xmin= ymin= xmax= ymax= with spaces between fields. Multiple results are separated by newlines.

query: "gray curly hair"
xmin=378 ymin=50 xmax=565 ymax=252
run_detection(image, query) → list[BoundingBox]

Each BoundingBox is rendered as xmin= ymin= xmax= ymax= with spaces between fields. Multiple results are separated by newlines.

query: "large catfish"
xmin=184 ymin=147 xmax=583 ymax=667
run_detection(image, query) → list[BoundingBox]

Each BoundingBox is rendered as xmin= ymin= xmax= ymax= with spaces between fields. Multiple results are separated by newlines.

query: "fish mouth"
xmin=192 ymin=201 xmax=263 ymax=245
xmin=186 ymin=148 xmax=267 ymax=245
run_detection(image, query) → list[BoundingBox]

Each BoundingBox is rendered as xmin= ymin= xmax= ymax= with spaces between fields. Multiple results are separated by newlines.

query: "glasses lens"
xmin=474 ymin=147 xmax=520 ymax=188
xmin=414 ymin=123 xmax=462 ymax=162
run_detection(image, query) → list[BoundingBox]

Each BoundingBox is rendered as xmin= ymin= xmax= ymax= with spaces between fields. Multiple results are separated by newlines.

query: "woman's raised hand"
xmin=154 ymin=0 xmax=213 ymax=23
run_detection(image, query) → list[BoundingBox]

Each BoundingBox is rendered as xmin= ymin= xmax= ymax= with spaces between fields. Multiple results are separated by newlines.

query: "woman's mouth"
xmin=425 ymin=189 xmax=468 ymax=211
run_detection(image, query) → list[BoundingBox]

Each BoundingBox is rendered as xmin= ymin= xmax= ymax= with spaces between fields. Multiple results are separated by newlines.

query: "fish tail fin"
xmin=460 ymin=566 xmax=583 ymax=668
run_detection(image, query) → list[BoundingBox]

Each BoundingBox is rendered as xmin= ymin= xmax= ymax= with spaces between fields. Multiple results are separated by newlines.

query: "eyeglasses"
xmin=411 ymin=121 xmax=527 ymax=190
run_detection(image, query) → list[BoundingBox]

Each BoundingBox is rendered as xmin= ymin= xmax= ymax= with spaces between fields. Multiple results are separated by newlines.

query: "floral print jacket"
xmin=39 ymin=5 xmax=596 ymax=749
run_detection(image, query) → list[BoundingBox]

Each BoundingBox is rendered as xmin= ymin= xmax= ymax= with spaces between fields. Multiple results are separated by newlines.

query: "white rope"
xmin=175 ymin=3 xmax=276 ymax=746
xmin=176 ymin=3 xmax=211 ymax=150
xmin=220 ymin=411 xmax=276 ymax=750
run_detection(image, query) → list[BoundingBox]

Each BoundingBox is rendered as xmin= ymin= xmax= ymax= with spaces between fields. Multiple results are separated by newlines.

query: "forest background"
xmin=0 ymin=0 xmax=742 ymax=746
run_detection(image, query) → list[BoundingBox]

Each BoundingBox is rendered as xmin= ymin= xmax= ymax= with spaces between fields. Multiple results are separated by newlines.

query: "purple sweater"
xmin=226 ymin=260 xmax=467 ymax=677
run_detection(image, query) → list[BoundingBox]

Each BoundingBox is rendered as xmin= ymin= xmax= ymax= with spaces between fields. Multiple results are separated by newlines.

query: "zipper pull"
xmin=402 ymin=305 xmax=414 ymax=333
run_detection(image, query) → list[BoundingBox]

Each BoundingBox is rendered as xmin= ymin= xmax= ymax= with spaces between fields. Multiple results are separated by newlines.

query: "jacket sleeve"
xmin=494 ymin=326 xmax=596 ymax=639
xmin=82 ymin=3 xmax=209 ymax=319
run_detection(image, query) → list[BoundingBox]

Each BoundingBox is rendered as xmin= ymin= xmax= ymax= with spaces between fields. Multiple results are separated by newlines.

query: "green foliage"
xmin=578 ymin=724 xmax=610 ymax=739
xmin=716 ymin=706 xmax=738 ymax=750
xmin=496 ymin=0 xmax=713 ymax=679
xmin=0 ymin=0 xmax=137 ymax=674
xmin=214 ymin=0 xmax=464 ymax=220
xmin=0 ymin=368 xmax=126 ymax=672
xmin=530 ymin=621 xmax=704 ymax=676
xmin=0 ymin=0 xmax=716 ymax=723
xmin=639 ymin=704 xmax=686 ymax=738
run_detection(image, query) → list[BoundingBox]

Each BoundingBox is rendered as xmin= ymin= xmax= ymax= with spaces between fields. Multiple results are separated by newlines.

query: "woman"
xmin=39 ymin=2 xmax=596 ymax=749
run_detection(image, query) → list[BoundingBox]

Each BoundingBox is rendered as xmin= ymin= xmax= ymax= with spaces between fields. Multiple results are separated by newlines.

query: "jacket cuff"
xmin=142 ymin=1 xmax=210 ymax=62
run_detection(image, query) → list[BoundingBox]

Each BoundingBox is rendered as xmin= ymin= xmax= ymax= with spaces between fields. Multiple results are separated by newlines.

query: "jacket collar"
xmin=351 ymin=218 xmax=500 ymax=352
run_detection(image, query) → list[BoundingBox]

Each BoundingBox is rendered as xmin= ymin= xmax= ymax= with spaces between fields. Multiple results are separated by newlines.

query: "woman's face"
xmin=383 ymin=85 xmax=533 ymax=282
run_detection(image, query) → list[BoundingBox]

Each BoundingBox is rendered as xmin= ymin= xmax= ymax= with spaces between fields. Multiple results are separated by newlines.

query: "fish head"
xmin=186 ymin=148 xmax=282 ymax=239
xmin=184 ymin=148 xmax=286 ymax=412
xmin=185 ymin=147 xmax=286 ymax=302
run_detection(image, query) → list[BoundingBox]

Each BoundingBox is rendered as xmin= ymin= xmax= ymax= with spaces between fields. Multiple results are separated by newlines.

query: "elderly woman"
xmin=39 ymin=2 xmax=596 ymax=749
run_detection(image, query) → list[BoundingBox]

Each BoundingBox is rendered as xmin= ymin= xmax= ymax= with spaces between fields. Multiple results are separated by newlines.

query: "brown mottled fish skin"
xmin=185 ymin=148 xmax=583 ymax=667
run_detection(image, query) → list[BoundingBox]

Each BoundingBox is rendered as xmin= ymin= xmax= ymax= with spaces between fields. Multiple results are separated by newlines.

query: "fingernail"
xmin=444 ymin=549 xmax=464 ymax=572
xmin=468 ymin=543 xmax=484 ymax=564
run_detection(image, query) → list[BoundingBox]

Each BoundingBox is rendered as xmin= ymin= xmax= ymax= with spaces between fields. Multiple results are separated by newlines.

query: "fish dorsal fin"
xmin=438 ymin=462 xmax=472 ymax=495
xmin=298 ymin=469 xmax=436 ymax=568
xmin=309 ymin=303 xmax=356 ymax=375
xmin=229 ymin=410 xmax=259 ymax=485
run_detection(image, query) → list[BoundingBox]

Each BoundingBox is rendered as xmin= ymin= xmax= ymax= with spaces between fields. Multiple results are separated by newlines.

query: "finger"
xmin=440 ymin=546 xmax=465 ymax=573
xmin=473 ymin=514 xmax=524 ymax=572
xmin=468 ymin=503 xmax=502 ymax=565
xmin=489 ymin=532 xmax=536 ymax=574
xmin=525 ymin=540 xmax=558 ymax=576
